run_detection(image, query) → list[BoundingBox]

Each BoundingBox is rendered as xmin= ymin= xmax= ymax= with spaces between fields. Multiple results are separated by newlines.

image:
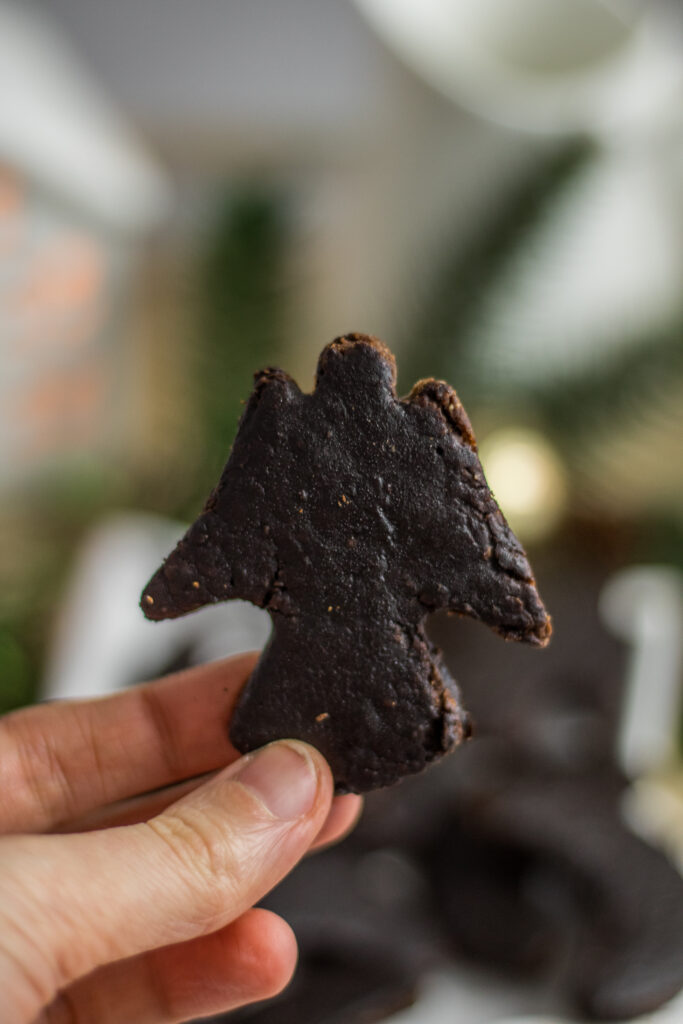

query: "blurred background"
xmin=1 ymin=2 xmax=683 ymax=1022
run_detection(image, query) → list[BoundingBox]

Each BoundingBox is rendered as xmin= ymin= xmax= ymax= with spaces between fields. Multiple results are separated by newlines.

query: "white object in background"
xmin=0 ymin=0 xmax=169 ymax=234
xmin=42 ymin=514 xmax=270 ymax=702
xmin=466 ymin=147 xmax=683 ymax=390
xmin=600 ymin=566 xmax=683 ymax=778
xmin=353 ymin=0 xmax=683 ymax=138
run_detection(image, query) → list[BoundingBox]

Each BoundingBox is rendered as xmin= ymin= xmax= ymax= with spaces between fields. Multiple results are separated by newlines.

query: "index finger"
xmin=0 ymin=651 xmax=258 ymax=834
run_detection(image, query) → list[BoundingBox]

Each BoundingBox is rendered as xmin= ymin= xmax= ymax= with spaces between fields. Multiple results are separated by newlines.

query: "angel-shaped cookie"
xmin=142 ymin=334 xmax=550 ymax=792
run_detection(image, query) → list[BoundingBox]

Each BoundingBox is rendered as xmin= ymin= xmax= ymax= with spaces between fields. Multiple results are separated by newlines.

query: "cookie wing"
xmin=405 ymin=380 xmax=551 ymax=646
xmin=141 ymin=368 xmax=300 ymax=621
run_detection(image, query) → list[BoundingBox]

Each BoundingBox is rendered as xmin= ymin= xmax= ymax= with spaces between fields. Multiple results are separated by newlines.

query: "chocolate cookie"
xmin=427 ymin=775 xmax=683 ymax=1020
xmin=201 ymin=923 xmax=418 ymax=1024
xmin=479 ymin=781 xmax=683 ymax=1020
xmin=141 ymin=333 xmax=550 ymax=792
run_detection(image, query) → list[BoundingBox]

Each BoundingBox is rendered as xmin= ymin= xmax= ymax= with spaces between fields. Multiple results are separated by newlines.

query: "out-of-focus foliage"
xmin=399 ymin=135 xmax=683 ymax=552
xmin=193 ymin=188 xmax=288 ymax=500
xmin=532 ymin=327 xmax=683 ymax=440
xmin=399 ymin=138 xmax=594 ymax=398
xmin=0 ymin=624 xmax=33 ymax=713
xmin=0 ymin=187 xmax=290 ymax=711
xmin=0 ymin=464 xmax=126 ymax=712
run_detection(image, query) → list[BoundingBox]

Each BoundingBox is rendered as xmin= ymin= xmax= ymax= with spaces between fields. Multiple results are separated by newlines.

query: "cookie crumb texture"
xmin=141 ymin=333 xmax=551 ymax=793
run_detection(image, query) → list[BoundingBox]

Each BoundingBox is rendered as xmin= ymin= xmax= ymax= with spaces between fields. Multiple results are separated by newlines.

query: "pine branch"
xmin=535 ymin=324 xmax=683 ymax=442
xmin=196 ymin=187 xmax=288 ymax=488
xmin=400 ymin=138 xmax=595 ymax=397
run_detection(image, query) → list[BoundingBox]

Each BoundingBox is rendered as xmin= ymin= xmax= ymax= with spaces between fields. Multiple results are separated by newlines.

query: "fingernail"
xmin=233 ymin=741 xmax=318 ymax=820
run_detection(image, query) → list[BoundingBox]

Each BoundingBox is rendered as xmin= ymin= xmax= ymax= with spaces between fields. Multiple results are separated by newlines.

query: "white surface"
xmin=498 ymin=988 xmax=683 ymax=1022
xmin=387 ymin=969 xmax=555 ymax=1023
xmin=386 ymin=969 xmax=683 ymax=1023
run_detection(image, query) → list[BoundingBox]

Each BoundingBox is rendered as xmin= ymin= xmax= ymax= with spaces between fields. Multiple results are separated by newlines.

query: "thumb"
xmin=0 ymin=740 xmax=333 ymax=1021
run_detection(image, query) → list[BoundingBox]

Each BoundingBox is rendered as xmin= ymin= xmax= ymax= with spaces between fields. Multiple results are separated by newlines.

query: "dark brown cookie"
xmin=485 ymin=781 xmax=683 ymax=1020
xmin=428 ymin=818 xmax=560 ymax=977
xmin=195 ymin=840 xmax=430 ymax=1024
xmin=427 ymin=776 xmax=683 ymax=1020
xmin=200 ymin=923 xmax=418 ymax=1024
xmin=141 ymin=333 xmax=550 ymax=792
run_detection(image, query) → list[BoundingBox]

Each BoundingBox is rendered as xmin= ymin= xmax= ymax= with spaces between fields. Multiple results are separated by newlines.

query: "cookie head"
xmin=315 ymin=333 xmax=397 ymax=396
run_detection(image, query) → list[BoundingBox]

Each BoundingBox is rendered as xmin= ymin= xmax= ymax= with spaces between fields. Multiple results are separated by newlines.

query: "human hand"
xmin=0 ymin=653 xmax=362 ymax=1023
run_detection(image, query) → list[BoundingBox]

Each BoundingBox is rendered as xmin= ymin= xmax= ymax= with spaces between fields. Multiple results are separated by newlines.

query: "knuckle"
xmin=1 ymin=715 xmax=78 ymax=828
xmin=146 ymin=809 xmax=244 ymax=918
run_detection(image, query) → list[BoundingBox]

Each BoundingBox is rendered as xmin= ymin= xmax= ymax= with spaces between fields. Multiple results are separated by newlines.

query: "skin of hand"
xmin=0 ymin=652 xmax=363 ymax=1023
